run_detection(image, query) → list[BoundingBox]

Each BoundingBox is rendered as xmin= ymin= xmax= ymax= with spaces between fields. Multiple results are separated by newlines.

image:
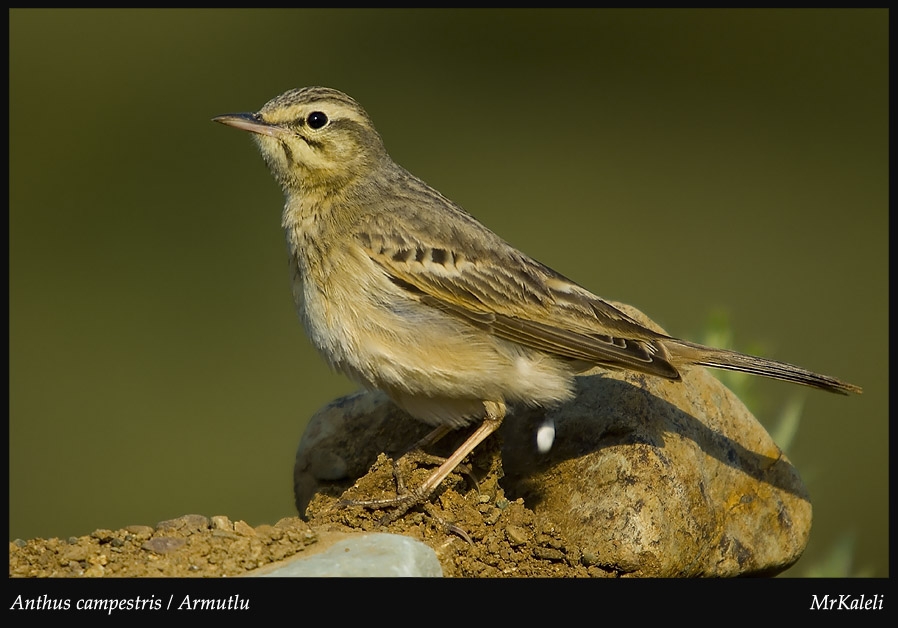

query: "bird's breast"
xmin=285 ymin=226 xmax=577 ymax=425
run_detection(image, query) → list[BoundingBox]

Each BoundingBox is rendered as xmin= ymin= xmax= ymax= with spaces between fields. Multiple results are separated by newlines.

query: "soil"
xmin=9 ymin=435 xmax=612 ymax=578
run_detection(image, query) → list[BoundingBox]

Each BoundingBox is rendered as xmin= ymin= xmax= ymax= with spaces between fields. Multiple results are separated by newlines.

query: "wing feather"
xmin=358 ymin=224 xmax=681 ymax=380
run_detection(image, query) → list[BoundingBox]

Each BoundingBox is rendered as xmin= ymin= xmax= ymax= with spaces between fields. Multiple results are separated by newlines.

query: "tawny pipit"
xmin=214 ymin=86 xmax=861 ymax=511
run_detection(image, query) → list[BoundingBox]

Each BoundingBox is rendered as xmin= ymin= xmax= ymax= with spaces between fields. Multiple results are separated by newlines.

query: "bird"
xmin=213 ymin=86 xmax=861 ymax=512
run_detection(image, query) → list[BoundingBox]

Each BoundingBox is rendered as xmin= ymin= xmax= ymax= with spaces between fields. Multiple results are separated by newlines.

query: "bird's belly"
xmin=295 ymin=264 xmax=576 ymax=425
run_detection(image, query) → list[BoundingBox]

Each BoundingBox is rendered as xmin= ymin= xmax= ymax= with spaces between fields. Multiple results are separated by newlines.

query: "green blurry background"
xmin=9 ymin=9 xmax=887 ymax=576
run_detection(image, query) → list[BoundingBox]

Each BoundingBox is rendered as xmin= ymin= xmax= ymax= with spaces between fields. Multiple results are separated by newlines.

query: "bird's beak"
xmin=213 ymin=112 xmax=285 ymax=138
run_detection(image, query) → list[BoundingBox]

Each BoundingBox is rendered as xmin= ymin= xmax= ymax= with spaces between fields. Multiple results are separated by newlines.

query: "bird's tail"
xmin=668 ymin=339 xmax=862 ymax=395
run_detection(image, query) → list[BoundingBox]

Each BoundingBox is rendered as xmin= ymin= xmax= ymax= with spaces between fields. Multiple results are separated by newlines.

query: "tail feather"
xmin=669 ymin=340 xmax=863 ymax=396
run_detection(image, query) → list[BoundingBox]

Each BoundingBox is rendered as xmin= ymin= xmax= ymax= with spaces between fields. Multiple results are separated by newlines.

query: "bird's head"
xmin=214 ymin=86 xmax=389 ymax=193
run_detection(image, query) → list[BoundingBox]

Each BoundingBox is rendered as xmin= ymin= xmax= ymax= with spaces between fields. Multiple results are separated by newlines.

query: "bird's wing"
xmin=356 ymin=225 xmax=681 ymax=380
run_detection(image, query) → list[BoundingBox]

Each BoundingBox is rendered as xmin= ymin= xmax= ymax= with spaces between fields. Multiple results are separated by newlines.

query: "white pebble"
xmin=536 ymin=418 xmax=556 ymax=453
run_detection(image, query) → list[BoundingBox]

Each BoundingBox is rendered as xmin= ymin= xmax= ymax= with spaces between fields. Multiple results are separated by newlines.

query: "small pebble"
xmin=533 ymin=547 xmax=565 ymax=562
xmin=505 ymin=525 xmax=530 ymax=546
xmin=234 ymin=520 xmax=256 ymax=536
xmin=141 ymin=537 xmax=186 ymax=554
xmin=124 ymin=525 xmax=154 ymax=538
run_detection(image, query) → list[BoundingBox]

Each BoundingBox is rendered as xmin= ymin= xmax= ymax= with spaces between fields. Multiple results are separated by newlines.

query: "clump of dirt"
xmin=304 ymin=435 xmax=615 ymax=577
xmin=9 ymin=436 xmax=613 ymax=578
xmin=8 ymin=514 xmax=320 ymax=578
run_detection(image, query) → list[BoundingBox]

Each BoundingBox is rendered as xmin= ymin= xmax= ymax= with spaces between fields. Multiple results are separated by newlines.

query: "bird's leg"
xmin=408 ymin=424 xmax=453 ymax=452
xmin=422 ymin=502 xmax=474 ymax=545
xmin=394 ymin=424 xmax=456 ymax=469
xmin=340 ymin=400 xmax=506 ymax=521
xmin=390 ymin=422 xmax=478 ymax=500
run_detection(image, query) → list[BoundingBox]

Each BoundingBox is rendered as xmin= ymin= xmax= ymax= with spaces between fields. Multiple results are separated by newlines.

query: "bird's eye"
xmin=307 ymin=111 xmax=329 ymax=129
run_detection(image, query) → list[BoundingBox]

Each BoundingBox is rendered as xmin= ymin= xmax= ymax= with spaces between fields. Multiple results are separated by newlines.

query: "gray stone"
xmin=250 ymin=533 xmax=442 ymax=577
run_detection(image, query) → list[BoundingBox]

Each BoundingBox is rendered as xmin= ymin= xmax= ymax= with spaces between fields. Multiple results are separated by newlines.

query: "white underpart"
xmin=514 ymin=355 xmax=545 ymax=392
